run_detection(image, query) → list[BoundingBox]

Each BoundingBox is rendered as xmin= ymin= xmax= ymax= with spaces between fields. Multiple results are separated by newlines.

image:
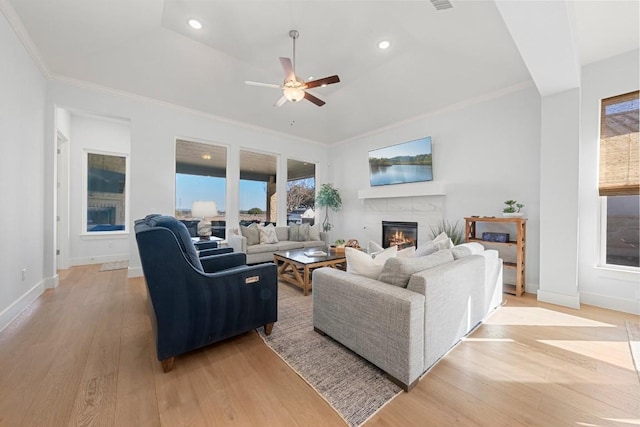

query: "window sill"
xmin=80 ymin=231 xmax=129 ymax=239
xmin=594 ymin=265 xmax=639 ymax=281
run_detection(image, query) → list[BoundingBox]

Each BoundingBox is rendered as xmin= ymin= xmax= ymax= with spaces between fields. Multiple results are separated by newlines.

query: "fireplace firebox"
xmin=382 ymin=221 xmax=418 ymax=249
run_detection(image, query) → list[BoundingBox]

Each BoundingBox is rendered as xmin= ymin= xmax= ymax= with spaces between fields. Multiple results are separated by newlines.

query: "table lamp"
xmin=191 ymin=200 xmax=217 ymax=240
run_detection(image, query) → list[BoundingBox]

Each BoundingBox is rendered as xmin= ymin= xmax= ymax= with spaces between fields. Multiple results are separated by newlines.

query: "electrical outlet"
xmin=21 ymin=269 xmax=26 ymax=281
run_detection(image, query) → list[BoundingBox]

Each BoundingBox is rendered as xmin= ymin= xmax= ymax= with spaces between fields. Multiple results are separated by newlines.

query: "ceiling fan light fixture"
xmin=188 ymin=19 xmax=202 ymax=30
xmin=284 ymin=86 xmax=305 ymax=102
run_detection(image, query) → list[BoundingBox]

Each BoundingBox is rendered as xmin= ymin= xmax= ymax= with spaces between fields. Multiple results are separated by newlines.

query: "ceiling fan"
xmin=245 ymin=30 xmax=340 ymax=107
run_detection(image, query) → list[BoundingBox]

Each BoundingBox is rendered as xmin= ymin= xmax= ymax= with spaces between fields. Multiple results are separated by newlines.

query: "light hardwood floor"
xmin=0 ymin=265 xmax=638 ymax=426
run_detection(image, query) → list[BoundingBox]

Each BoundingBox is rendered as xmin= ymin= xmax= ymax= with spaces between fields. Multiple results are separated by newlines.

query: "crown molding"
xmin=0 ymin=0 xmax=50 ymax=78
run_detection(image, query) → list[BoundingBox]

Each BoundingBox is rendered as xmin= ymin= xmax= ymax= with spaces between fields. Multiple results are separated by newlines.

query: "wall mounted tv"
xmin=368 ymin=136 xmax=433 ymax=187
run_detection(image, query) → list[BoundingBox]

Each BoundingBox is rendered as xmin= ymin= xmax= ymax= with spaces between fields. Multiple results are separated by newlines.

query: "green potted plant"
xmin=503 ymin=200 xmax=524 ymax=217
xmin=316 ymin=183 xmax=342 ymax=232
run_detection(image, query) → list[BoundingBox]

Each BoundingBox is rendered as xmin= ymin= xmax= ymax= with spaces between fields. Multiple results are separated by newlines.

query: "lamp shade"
xmin=191 ymin=201 xmax=218 ymax=219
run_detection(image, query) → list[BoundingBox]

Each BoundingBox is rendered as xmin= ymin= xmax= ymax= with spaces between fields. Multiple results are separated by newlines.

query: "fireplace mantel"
xmin=357 ymin=182 xmax=445 ymax=199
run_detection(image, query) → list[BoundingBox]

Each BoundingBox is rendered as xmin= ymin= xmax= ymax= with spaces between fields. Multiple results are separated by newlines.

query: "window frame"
xmin=597 ymin=90 xmax=639 ymax=271
xmin=81 ymin=149 xmax=130 ymax=236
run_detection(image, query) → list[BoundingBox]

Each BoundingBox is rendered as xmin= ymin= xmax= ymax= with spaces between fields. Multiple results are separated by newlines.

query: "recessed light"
xmin=378 ymin=40 xmax=390 ymax=50
xmin=188 ymin=19 xmax=203 ymax=30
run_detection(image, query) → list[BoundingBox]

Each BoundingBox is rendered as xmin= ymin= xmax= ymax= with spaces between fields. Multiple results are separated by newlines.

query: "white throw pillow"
xmin=346 ymin=246 xmax=397 ymax=279
xmin=397 ymin=246 xmax=416 ymax=257
xmin=258 ymin=223 xmax=279 ymax=244
xmin=451 ymin=242 xmax=484 ymax=259
xmin=432 ymin=232 xmax=454 ymax=250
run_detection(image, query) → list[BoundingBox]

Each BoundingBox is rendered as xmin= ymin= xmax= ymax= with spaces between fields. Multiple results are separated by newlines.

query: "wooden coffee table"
xmin=273 ymin=249 xmax=346 ymax=296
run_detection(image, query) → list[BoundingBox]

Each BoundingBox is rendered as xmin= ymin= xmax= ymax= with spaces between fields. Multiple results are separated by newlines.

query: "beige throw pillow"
xmin=346 ymin=246 xmax=397 ymax=279
xmin=309 ymin=223 xmax=321 ymax=241
xmin=258 ymin=223 xmax=279 ymax=244
xmin=240 ymin=223 xmax=260 ymax=246
xmin=451 ymin=242 xmax=484 ymax=259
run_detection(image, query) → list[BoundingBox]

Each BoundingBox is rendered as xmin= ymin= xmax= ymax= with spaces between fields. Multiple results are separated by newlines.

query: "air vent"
xmin=430 ymin=0 xmax=453 ymax=10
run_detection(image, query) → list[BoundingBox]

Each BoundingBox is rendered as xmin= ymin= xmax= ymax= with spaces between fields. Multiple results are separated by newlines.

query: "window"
xmin=85 ymin=152 xmax=128 ymax=233
xmin=239 ymin=150 xmax=277 ymax=225
xmin=599 ymin=91 xmax=639 ymax=268
xmin=287 ymin=159 xmax=316 ymax=225
xmin=175 ymin=140 xmax=227 ymax=239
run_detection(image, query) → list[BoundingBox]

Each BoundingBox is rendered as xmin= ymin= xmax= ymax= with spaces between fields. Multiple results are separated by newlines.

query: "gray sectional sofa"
xmin=228 ymin=225 xmax=328 ymax=264
xmin=312 ymin=245 xmax=503 ymax=391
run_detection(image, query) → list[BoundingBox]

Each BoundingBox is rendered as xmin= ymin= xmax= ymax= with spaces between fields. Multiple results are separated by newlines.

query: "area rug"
xmin=258 ymin=283 xmax=402 ymax=427
xmin=99 ymin=261 xmax=129 ymax=271
xmin=625 ymin=320 xmax=640 ymax=380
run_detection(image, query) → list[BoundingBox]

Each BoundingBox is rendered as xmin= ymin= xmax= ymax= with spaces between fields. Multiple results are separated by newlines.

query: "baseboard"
xmin=580 ymin=291 xmax=640 ymax=315
xmin=69 ymin=254 xmax=128 ymax=267
xmin=537 ymin=289 xmax=580 ymax=309
xmin=0 ymin=281 xmax=45 ymax=333
xmin=44 ymin=274 xmax=59 ymax=289
xmin=127 ymin=266 xmax=143 ymax=278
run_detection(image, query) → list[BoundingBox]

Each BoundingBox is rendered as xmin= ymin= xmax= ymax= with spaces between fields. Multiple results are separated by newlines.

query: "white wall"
xmin=0 ymin=11 xmax=46 ymax=330
xmin=330 ymin=84 xmax=542 ymax=291
xmin=578 ymin=50 xmax=640 ymax=314
xmin=67 ymin=113 xmax=131 ymax=266
xmin=45 ymin=80 xmax=329 ymax=278
xmin=538 ymin=88 xmax=581 ymax=309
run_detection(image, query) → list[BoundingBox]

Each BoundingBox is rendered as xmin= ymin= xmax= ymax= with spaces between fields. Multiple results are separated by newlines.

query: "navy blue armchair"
xmin=134 ymin=215 xmax=278 ymax=372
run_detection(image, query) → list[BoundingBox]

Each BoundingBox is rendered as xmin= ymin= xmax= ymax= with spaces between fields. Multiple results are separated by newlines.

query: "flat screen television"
xmin=368 ymin=136 xmax=432 ymax=187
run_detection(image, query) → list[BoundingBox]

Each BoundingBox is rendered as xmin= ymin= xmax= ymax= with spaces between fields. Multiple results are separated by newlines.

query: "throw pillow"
xmin=240 ymin=223 xmax=260 ymax=246
xmin=289 ymin=223 xmax=301 ymax=241
xmin=432 ymin=232 xmax=454 ymax=250
xmin=309 ymin=223 xmax=321 ymax=241
xmin=289 ymin=223 xmax=310 ymax=241
xmin=451 ymin=242 xmax=485 ymax=259
xmin=258 ymin=223 xmax=279 ymax=244
xmin=298 ymin=223 xmax=310 ymax=241
xmin=346 ymin=246 xmax=397 ymax=279
xmin=367 ymin=241 xmax=384 ymax=256
xmin=397 ymin=246 xmax=416 ymax=258
xmin=379 ymin=250 xmax=455 ymax=288
xmin=414 ymin=241 xmax=437 ymax=257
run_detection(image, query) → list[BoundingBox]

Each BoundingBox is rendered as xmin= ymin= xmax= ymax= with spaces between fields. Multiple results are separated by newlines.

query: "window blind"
xmin=599 ymin=91 xmax=639 ymax=196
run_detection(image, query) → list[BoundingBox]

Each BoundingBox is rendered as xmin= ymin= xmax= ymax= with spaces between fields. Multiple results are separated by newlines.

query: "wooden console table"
xmin=464 ymin=216 xmax=527 ymax=296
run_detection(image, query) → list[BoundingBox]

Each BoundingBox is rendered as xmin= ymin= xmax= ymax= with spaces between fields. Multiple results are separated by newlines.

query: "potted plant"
xmin=316 ymin=183 xmax=342 ymax=232
xmin=503 ymin=200 xmax=524 ymax=217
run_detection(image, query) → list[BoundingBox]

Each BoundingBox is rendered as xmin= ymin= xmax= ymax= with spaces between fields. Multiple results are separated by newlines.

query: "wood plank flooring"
xmin=0 ymin=265 xmax=637 ymax=426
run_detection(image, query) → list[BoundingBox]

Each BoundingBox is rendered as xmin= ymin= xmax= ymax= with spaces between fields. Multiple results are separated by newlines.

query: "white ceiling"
xmin=4 ymin=0 xmax=639 ymax=144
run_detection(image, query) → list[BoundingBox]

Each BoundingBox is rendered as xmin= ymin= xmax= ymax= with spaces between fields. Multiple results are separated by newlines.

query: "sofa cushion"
xmin=303 ymin=240 xmax=326 ymax=249
xmin=278 ymin=241 xmax=305 ymax=251
xmin=398 ymin=246 xmax=416 ymax=257
xmin=247 ymin=243 xmax=279 ymax=254
xmin=346 ymin=246 xmax=397 ymax=279
xmin=258 ymin=223 xmax=279 ymax=244
xmin=275 ymin=226 xmax=289 ymax=242
xmin=451 ymin=242 xmax=485 ymax=259
xmin=240 ymin=223 xmax=260 ymax=246
xmin=379 ymin=249 xmax=454 ymax=288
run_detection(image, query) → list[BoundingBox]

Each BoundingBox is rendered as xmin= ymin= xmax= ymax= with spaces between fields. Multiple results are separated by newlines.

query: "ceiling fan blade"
xmin=304 ymin=92 xmax=326 ymax=107
xmin=273 ymin=95 xmax=288 ymax=107
xmin=305 ymin=75 xmax=340 ymax=89
xmin=279 ymin=57 xmax=296 ymax=82
xmin=245 ymin=81 xmax=282 ymax=89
